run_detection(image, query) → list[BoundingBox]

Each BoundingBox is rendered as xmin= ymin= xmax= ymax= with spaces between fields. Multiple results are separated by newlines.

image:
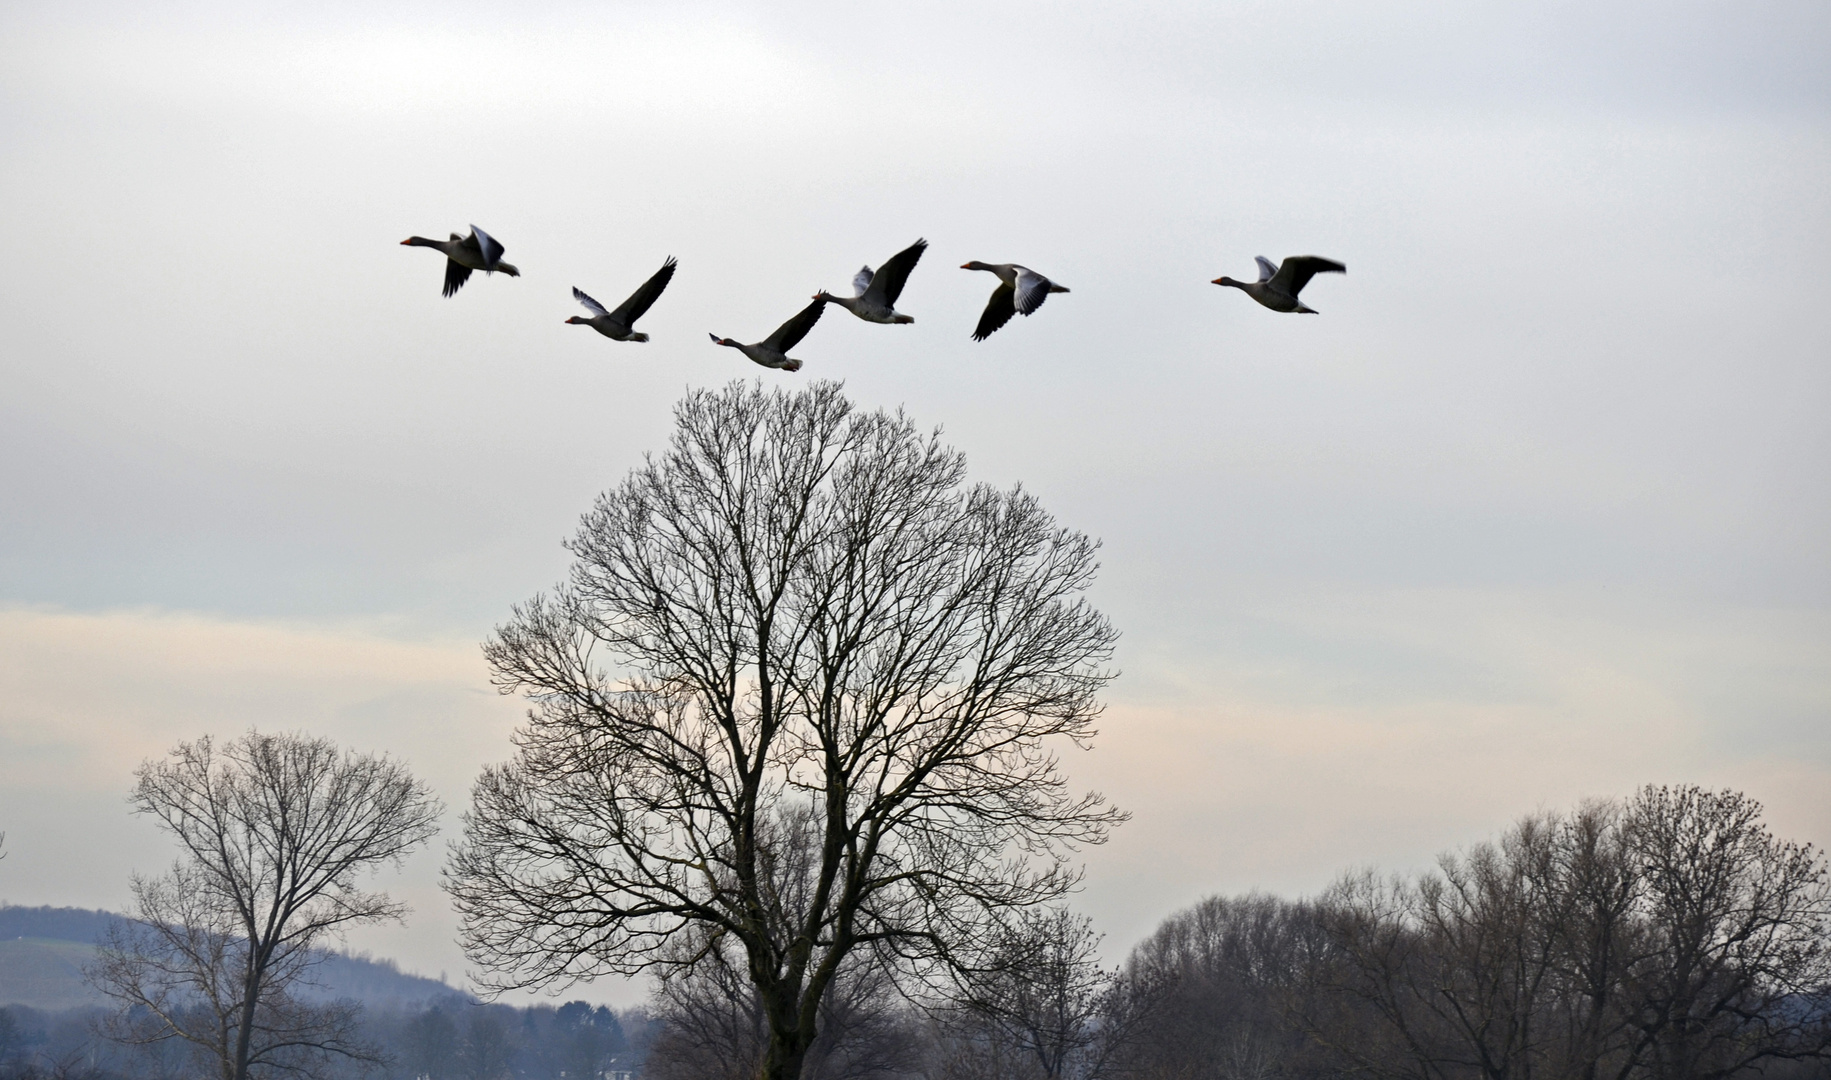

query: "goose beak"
xmin=959 ymin=263 xmax=971 ymax=269
xmin=399 ymin=239 xmax=412 ymax=245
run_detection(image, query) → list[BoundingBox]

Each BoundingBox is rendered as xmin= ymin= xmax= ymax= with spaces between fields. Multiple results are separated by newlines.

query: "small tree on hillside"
xmin=447 ymin=380 xmax=1124 ymax=1080
xmin=91 ymin=730 xmax=442 ymax=1080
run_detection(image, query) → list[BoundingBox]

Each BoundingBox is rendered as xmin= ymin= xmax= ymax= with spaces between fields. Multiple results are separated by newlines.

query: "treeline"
xmin=6 ymin=784 xmax=1825 ymax=1080
xmin=0 ymin=999 xmax=653 ymax=1080
xmin=633 ymin=785 xmax=1831 ymax=1080
xmin=1099 ymin=785 xmax=1831 ymax=1080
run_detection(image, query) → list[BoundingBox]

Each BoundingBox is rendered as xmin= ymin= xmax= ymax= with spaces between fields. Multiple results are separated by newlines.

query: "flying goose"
xmin=709 ymin=298 xmax=825 ymax=372
xmin=1212 ymin=255 xmax=1345 ymax=313
xmin=400 ymin=225 xmax=520 ymax=297
xmin=566 ymin=257 xmax=678 ymax=342
xmin=814 ymin=238 xmax=927 ymax=324
xmin=960 ymin=261 xmax=1069 ymax=341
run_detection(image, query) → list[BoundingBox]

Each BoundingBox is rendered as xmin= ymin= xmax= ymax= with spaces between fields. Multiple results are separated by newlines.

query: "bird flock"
xmin=400 ymin=226 xmax=1346 ymax=371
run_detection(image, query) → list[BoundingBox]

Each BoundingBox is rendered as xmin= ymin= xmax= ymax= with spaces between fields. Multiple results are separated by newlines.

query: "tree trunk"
xmin=757 ymin=1026 xmax=811 ymax=1080
xmin=232 ymin=974 xmax=260 ymax=1080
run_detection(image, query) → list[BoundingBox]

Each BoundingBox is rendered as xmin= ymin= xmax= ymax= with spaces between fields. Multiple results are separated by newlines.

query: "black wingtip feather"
xmin=441 ymin=258 xmax=473 ymax=298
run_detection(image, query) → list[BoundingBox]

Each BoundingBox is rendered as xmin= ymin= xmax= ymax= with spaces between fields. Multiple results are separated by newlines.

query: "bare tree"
xmin=949 ymin=907 xmax=1112 ymax=1080
xmin=1620 ymin=786 xmax=1831 ymax=1080
xmin=90 ymin=731 xmax=442 ymax=1080
xmin=404 ymin=1007 xmax=460 ymax=1080
xmin=447 ymin=380 xmax=1124 ymax=1080
xmin=1303 ymin=788 xmax=1831 ymax=1080
xmin=638 ymin=797 xmax=924 ymax=1080
xmin=644 ymin=928 xmax=768 ymax=1080
xmin=1541 ymin=800 xmax=1646 ymax=1080
xmin=1400 ymin=815 xmax=1570 ymax=1080
xmin=550 ymin=1001 xmax=627 ymax=1080
xmin=645 ymin=925 xmax=921 ymax=1080
xmin=454 ymin=1009 xmax=516 ymax=1080
xmin=1105 ymin=893 xmax=1329 ymax=1080
xmin=1310 ymin=814 xmax=1635 ymax=1080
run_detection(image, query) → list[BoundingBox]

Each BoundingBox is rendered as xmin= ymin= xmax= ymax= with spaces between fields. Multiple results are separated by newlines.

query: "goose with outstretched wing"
xmin=1212 ymin=255 xmax=1345 ymax=313
xmin=709 ymin=298 xmax=826 ymax=371
xmin=815 ymin=238 xmax=927 ymax=324
xmin=567 ymin=257 xmax=678 ymax=342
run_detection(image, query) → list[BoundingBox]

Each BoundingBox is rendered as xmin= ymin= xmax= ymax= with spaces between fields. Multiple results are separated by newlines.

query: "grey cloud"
xmin=0 ymin=0 xmax=1825 ymax=984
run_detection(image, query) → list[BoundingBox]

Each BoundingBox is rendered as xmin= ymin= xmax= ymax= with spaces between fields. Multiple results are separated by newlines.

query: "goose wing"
xmin=443 ymin=260 xmax=474 ymax=297
xmin=1014 ymin=266 xmax=1054 ymax=315
xmin=972 ymin=281 xmax=1017 ymax=340
xmin=763 ymin=298 xmax=826 ymax=351
xmin=867 ymin=238 xmax=927 ymax=306
xmin=1270 ymin=255 xmax=1345 ymax=296
xmin=610 ymin=257 xmax=678 ymax=323
xmin=852 ymin=266 xmax=874 ymax=297
xmin=470 ymin=225 xmax=506 ymax=269
xmin=572 ymin=287 xmax=611 ymax=318
xmin=1254 ymin=256 xmax=1278 ymax=283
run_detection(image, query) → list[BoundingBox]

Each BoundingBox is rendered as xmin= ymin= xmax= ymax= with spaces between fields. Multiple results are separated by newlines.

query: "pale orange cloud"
xmin=0 ymin=606 xmax=536 ymax=998
xmin=2 ymin=594 xmax=1824 ymax=993
xmin=1074 ymin=586 xmax=1831 ymax=953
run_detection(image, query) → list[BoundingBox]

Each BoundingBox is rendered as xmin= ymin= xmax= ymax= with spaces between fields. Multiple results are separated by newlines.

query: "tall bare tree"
xmin=1542 ymin=800 xmax=1646 ymax=1080
xmin=1620 ymin=786 xmax=1831 ymax=1080
xmin=447 ymin=380 xmax=1124 ymax=1080
xmin=91 ymin=731 xmax=442 ymax=1080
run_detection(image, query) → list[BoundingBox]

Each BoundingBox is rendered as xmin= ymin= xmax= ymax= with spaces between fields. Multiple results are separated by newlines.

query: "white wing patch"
xmin=1014 ymin=267 xmax=1052 ymax=315
xmin=1255 ymin=256 xmax=1277 ymax=283
xmin=853 ymin=266 xmax=874 ymax=297
xmin=472 ymin=225 xmax=505 ymax=268
xmin=572 ymin=286 xmax=610 ymax=318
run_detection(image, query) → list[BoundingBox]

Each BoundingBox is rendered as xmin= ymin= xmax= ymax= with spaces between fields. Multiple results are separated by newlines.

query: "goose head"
xmin=496 ymin=263 xmax=521 ymax=277
xmin=565 ymin=316 xmax=590 ymax=325
xmin=1211 ymin=275 xmax=1243 ymax=288
xmin=709 ymin=334 xmax=736 ymax=347
xmin=960 ymin=261 xmax=991 ymax=272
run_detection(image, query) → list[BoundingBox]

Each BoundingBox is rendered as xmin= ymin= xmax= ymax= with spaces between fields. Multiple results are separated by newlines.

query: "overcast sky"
xmin=2 ymin=0 xmax=1828 ymax=1006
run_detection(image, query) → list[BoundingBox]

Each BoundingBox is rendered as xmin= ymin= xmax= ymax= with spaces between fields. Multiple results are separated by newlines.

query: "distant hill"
xmin=0 ymin=906 xmax=467 ymax=1011
xmin=0 ymin=937 xmax=98 ymax=1010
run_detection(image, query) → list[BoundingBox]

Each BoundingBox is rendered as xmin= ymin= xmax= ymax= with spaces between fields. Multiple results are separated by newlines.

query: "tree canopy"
xmin=448 ymin=380 xmax=1123 ymax=1080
